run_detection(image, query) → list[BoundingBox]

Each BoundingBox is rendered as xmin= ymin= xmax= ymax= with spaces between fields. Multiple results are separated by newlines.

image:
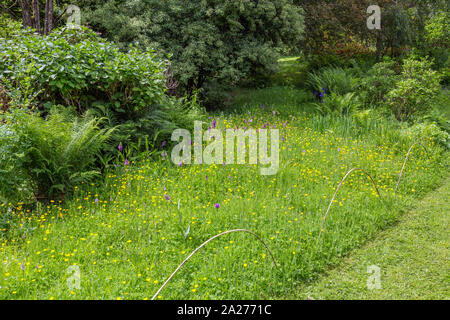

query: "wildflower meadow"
xmin=0 ymin=1 xmax=449 ymax=302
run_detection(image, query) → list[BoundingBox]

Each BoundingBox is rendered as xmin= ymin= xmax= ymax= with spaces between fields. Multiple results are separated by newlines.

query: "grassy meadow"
xmin=291 ymin=176 xmax=450 ymax=300
xmin=0 ymin=86 xmax=448 ymax=300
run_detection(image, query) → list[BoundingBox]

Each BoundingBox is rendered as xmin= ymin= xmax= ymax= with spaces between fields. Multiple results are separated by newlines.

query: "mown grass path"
xmin=290 ymin=175 xmax=450 ymax=300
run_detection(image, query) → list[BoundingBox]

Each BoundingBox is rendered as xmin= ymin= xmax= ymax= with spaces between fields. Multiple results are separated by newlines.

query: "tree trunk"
xmin=32 ymin=0 xmax=41 ymax=34
xmin=44 ymin=0 xmax=53 ymax=35
xmin=18 ymin=0 xmax=33 ymax=28
xmin=376 ymin=30 xmax=383 ymax=62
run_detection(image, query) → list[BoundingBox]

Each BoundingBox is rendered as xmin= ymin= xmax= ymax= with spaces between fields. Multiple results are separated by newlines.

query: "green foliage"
xmin=306 ymin=67 xmax=358 ymax=95
xmin=0 ymin=26 xmax=166 ymax=119
xmin=401 ymin=122 xmax=450 ymax=149
xmin=298 ymin=0 xmax=415 ymax=58
xmin=1 ymin=83 xmax=447 ymax=299
xmin=305 ymin=54 xmax=346 ymax=72
xmin=387 ymin=56 xmax=442 ymax=121
xmin=270 ymin=56 xmax=309 ymax=88
xmin=198 ymin=81 xmax=234 ymax=110
xmin=0 ymin=14 xmax=22 ymax=39
xmin=85 ymin=93 xmax=206 ymax=159
xmin=297 ymin=0 xmax=370 ymax=56
xmin=422 ymin=11 xmax=450 ymax=84
xmin=150 ymin=94 xmax=206 ymax=139
xmin=230 ymin=86 xmax=313 ymax=116
xmin=0 ymin=24 xmax=197 ymax=160
xmin=297 ymin=0 xmax=449 ymax=66
xmin=314 ymin=92 xmax=360 ymax=116
xmin=424 ymin=11 xmax=450 ymax=47
xmin=0 ymin=108 xmax=114 ymax=203
xmin=358 ymin=58 xmax=400 ymax=108
xmin=81 ymin=0 xmax=305 ymax=97
xmin=381 ymin=4 xmax=413 ymax=53
xmin=433 ymin=89 xmax=450 ymax=120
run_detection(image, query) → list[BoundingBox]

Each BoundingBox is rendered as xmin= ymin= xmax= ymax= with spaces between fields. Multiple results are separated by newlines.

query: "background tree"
xmin=78 ymin=0 xmax=305 ymax=102
xmin=32 ymin=0 xmax=40 ymax=32
xmin=294 ymin=0 xmax=377 ymax=56
xmin=1 ymin=0 xmax=73 ymax=34
xmin=43 ymin=0 xmax=52 ymax=34
xmin=18 ymin=0 xmax=32 ymax=28
xmin=295 ymin=0 xmax=447 ymax=61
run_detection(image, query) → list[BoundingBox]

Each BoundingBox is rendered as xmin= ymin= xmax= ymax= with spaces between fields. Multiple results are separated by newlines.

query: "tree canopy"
xmin=79 ymin=0 xmax=305 ymax=97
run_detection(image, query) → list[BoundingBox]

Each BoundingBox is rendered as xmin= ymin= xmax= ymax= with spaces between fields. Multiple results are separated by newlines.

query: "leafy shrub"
xmin=345 ymin=56 xmax=378 ymax=76
xmin=82 ymin=0 xmax=305 ymax=98
xmin=306 ymin=54 xmax=346 ymax=71
xmin=352 ymin=109 xmax=378 ymax=126
xmin=85 ymin=93 xmax=206 ymax=159
xmin=358 ymin=58 xmax=400 ymax=108
xmin=0 ymin=25 xmax=203 ymax=160
xmin=0 ymin=108 xmax=114 ymax=203
xmin=401 ymin=122 xmax=449 ymax=149
xmin=424 ymin=11 xmax=450 ymax=49
xmin=387 ymin=56 xmax=442 ymax=121
xmin=442 ymin=57 xmax=450 ymax=85
xmin=306 ymin=67 xmax=358 ymax=95
xmin=314 ymin=92 xmax=360 ymax=116
xmin=0 ymin=26 xmax=166 ymax=120
xmin=199 ymin=81 xmax=234 ymax=110
xmin=432 ymin=89 xmax=450 ymax=121
xmin=0 ymin=81 xmax=9 ymax=112
xmin=306 ymin=50 xmax=376 ymax=73
xmin=0 ymin=15 xmax=22 ymax=39
xmin=149 ymin=94 xmax=206 ymax=140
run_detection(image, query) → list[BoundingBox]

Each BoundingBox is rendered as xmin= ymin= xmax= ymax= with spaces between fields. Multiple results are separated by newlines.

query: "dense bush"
xmin=0 ymin=25 xmax=166 ymax=119
xmin=0 ymin=24 xmax=205 ymax=160
xmin=305 ymin=52 xmax=376 ymax=73
xmin=423 ymin=11 xmax=450 ymax=84
xmin=0 ymin=14 xmax=22 ymax=39
xmin=401 ymin=122 xmax=449 ymax=149
xmin=387 ymin=56 xmax=442 ymax=121
xmin=86 ymin=93 xmax=206 ymax=157
xmin=314 ymin=91 xmax=360 ymax=116
xmin=80 ymin=0 xmax=305 ymax=101
xmin=0 ymin=108 xmax=114 ymax=203
xmin=424 ymin=11 xmax=450 ymax=48
xmin=358 ymin=58 xmax=400 ymax=108
xmin=306 ymin=67 xmax=358 ymax=95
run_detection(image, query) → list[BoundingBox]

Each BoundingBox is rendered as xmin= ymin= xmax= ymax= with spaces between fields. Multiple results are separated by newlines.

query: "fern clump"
xmin=314 ymin=92 xmax=360 ymax=116
xmin=0 ymin=107 xmax=114 ymax=203
xmin=306 ymin=67 xmax=358 ymax=95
